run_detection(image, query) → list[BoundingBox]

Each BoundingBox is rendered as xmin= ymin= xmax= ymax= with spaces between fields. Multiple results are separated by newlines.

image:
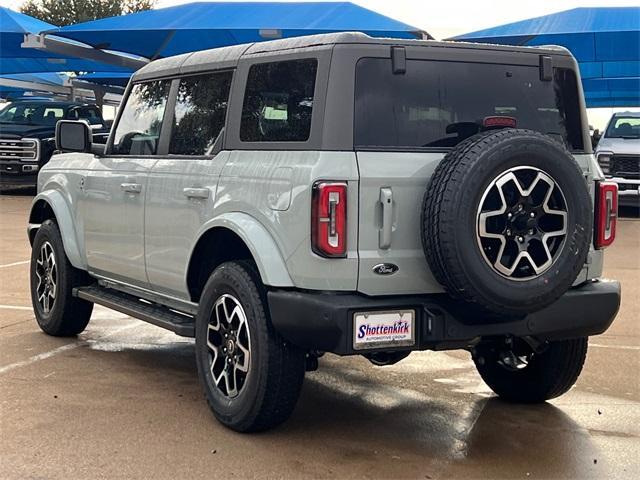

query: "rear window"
xmin=355 ymin=59 xmax=584 ymax=151
xmin=240 ymin=59 xmax=317 ymax=142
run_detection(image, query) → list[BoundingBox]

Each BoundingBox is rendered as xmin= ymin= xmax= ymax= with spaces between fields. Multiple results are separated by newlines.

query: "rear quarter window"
xmin=354 ymin=58 xmax=584 ymax=151
xmin=240 ymin=59 xmax=317 ymax=142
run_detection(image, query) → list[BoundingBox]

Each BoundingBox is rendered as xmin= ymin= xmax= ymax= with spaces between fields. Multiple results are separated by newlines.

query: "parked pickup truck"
xmin=595 ymin=111 xmax=640 ymax=207
xmin=27 ymin=33 xmax=621 ymax=432
xmin=0 ymin=100 xmax=109 ymax=188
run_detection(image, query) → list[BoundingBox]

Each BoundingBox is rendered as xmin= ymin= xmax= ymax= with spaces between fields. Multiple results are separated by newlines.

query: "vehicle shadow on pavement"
xmin=285 ymin=365 xmax=598 ymax=478
xmin=453 ymin=398 xmax=602 ymax=478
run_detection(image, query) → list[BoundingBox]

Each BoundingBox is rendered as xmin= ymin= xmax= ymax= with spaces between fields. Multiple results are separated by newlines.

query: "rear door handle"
xmin=120 ymin=182 xmax=142 ymax=194
xmin=379 ymin=187 xmax=393 ymax=249
xmin=183 ymin=187 xmax=210 ymax=199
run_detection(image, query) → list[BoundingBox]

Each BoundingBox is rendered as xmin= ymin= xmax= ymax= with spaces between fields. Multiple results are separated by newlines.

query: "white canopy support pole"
xmin=93 ymin=88 xmax=105 ymax=109
xmin=0 ymin=77 xmax=71 ymax=96
xmin=22 ymin=33 xmax=149 ymax=71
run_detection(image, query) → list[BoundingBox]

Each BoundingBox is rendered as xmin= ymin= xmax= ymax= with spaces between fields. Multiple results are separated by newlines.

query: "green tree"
xmin=20 ymin=0 xmax=155 ymax=26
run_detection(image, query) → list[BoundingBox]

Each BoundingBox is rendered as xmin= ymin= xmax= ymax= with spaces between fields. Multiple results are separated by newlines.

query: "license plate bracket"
xmin=352 ymin=309 xmax=415 ymax=350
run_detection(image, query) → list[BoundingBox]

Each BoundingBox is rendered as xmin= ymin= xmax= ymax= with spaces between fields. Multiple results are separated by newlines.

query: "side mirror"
xmin=55 ymin=120 xmax=92 ymax=153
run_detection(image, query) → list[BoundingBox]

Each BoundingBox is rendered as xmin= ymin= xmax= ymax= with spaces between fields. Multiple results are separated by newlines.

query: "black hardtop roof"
xmin=133 ymin=31 xmax=572 ymax=82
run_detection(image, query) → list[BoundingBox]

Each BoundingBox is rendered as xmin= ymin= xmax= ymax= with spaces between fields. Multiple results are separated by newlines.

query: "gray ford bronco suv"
xmin=28 ymin=33 xmax=621 ymax=432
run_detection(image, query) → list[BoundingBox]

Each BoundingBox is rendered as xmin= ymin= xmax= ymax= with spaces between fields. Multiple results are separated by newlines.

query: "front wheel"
xmin=195 ymin=260 xmax=305 ymax=432
xmin=30 ymin=219 xmax=93 ymax=336
xmin=474 ymin=337 xmax=588 ymax=403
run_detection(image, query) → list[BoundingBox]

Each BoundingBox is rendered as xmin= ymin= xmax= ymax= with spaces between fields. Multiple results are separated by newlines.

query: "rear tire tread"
xmin=475 ymin=338 xmax=588 ymax=403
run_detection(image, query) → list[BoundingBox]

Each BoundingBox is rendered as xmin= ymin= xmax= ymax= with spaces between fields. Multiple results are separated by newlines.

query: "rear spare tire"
xmin=422 ymin=129 xmax=591 ymax=315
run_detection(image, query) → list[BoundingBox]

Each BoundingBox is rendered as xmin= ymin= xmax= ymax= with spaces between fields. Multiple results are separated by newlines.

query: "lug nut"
xmin=530 ymin=212 xmax=535 ymax=218
xmin=506 ymin=229 xmax=512 ymax=236
xmin=507 ymin=212 xmax=513 ymax=219
xmin=518 ymin=236 xmax=524 ymax=243
xmin=529 ymin=229 xmax=534 ymax=235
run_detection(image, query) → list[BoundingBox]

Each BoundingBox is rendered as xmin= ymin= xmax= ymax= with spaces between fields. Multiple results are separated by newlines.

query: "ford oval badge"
xmin=372 ymin=263 xmax=399 ymax=275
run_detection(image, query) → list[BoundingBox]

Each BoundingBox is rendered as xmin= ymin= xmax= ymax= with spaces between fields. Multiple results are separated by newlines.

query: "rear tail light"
xmin=594 ymin=181 xmax=618 ymax=249
xmin=311 ymin=181 xmax=347 ymax=258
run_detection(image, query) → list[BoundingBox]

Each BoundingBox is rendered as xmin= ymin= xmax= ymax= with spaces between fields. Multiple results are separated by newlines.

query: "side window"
xmin=71 ymin=107 xmax=102 ymax=125
xmin=240 ymin=59 xmax=317 ymax=142
xmin=169 ymin=71 xmax=233 ymax=155
xmin=111 ymin=80 xmax=171 ymax=155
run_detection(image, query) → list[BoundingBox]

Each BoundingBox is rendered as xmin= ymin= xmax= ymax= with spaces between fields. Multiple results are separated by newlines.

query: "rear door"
xmin=144 ymin=70 xmax=233 ymax=299
xmin=354 ymin=55 xmax=587 ymax=295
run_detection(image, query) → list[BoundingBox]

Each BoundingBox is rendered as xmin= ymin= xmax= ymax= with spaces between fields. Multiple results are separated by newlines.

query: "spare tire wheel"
xmin=422 ymin=129 xmax=592 ymax=315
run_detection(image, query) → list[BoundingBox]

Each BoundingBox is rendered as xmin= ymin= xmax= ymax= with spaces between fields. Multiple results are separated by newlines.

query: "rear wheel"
xmin=474 ymin=337 xmax=588 ymax=402
xmin=30 ymin=219 xmax=93 ymax=336
xmin=195 ymin=260 xmax=305 ymax=432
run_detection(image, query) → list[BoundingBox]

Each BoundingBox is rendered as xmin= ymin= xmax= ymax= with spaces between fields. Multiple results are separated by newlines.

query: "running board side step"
xmin=74 ymin=285 xmax=195 ymax=337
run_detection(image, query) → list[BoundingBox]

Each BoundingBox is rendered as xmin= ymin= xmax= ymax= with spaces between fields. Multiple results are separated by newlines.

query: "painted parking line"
xmin=589 ymin=343 xmax=640 ymax=351
xmin=0 ymin=343 xmax=80 ymax=375
xmin=0 ymin=260 xmax=29 ymax=269
xmin=0 ymin=305 xmax=33 ymax=311
xmin=0 ymin=322 xmax=140 ymax=375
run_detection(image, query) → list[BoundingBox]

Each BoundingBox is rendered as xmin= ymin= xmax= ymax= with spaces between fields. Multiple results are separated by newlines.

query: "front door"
xmin=82 ymin=79 xmax=172 ymax=288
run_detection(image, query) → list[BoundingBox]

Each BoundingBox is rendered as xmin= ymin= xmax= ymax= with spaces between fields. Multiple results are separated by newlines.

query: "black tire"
xmin=422 ymin=129 xmax=592 ymax=315
xmin=30 ymin=219 xmax=93 ymax=336
xmin=475 ymin=337 xmax=588 ymax=402
xmin=195 ymin=260 xmax=305 ymax=432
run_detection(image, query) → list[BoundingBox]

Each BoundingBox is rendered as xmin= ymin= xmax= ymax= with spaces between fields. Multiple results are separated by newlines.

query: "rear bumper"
xmin=268 ymin=280 xmax=621 ymax=355
xmin=608 ymin=176 xmax=640 ymax=207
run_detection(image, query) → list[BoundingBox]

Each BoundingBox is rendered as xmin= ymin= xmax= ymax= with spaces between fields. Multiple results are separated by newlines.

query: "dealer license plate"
xmin=353 ymin=310 xmax=415 ymax=350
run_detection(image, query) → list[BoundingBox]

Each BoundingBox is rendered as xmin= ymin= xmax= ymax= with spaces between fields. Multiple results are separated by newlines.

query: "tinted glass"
xmin=170 ymin=71 xmax=233 ymax=155
xmin=240 ymin=59 xmax=317 ymax=142
xmin=69 ymin=106 xmax=103 ymax=124
xmin=112 ymin=80 xmax=170 ymax=155
xmin=355 ymin=59 xmax=584 ymax=151
xmin=0 ymin=103 xmax=65 ymax=126
xmin=42 ymin=107 xmax=64 ymax=125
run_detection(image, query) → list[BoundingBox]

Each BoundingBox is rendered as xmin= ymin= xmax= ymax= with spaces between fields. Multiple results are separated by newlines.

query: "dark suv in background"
xmin=0 ymin=100 xmax=110 ymax=188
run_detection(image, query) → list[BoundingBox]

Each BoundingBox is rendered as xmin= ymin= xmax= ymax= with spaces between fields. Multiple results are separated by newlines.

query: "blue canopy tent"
xmin=0 ymin=7 xmax=133 ymax=74
xmin=451 ymin=7 xmax=640 ymax=108
xmin=47 ymin=2 xmax=426 ymax=59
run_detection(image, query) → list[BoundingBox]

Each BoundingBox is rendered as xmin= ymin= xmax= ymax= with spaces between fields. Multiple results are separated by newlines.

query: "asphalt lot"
xmin=1 ymin=191 xmax=638 ymax=479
